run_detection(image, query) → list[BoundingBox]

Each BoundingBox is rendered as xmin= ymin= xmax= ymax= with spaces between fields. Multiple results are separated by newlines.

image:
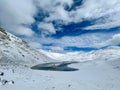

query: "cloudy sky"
xmin=0 ymin=0 xmax=120 ymax=52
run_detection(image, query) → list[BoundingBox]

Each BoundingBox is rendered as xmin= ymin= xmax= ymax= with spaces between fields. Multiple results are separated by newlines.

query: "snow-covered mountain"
xmin=40 ymin=46 xmax=120 ymax=62
xmin=0 ymin=27 xmax=52 ymax=68
xmin=0 ymin=27 xmax=120 ymax=90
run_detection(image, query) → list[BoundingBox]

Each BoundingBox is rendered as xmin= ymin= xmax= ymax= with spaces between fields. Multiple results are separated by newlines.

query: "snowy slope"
xmin=0 ymin=27 xmax=53 ymax=68
xmin=1 ymin=50 xmax=120 ymax=90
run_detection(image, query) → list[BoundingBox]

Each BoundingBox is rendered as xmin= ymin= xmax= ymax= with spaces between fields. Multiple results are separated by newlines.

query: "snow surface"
xmin=0 ymin=28 xmax=120 ymax=90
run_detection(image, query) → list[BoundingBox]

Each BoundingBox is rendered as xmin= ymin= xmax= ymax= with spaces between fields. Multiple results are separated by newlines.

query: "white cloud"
xmin=44 ymin=5 xmax=71 ymax=24
xmin=36 ymin=0 xmax=120 ymax=31
xmin=35 ymin=0 xmax=74 ymax=33
xmin=38 ymin=22 xmax=56 ymax=34
xmin=1 ymin=0 xmax=120 ymax=36
xmin=29 ymin=42 xmax=42 ymax=49
xmin=0 ymin=0 xmax=74 ymax=36
xmin=93 ymin=34 xmax=120 ymax=48
xmin=49 ymin=46 xmax=64 ymax=52
xmin=0 ymin=0 xmax=120 ymax=51
xmin=70 ymin=0 xmax=120 ymax=29
xmin=16 ymin=27 xmax=35 ymax=37
xmin=35 ymin=0 xmax=73 ymax=10
xmin=110 ymin=34 xmax=120 ymax=45
xmin=0 ymin=0 xmax=36 ymax=37
xmin=84 ymin=21 xmax=120 ymax=30
xmin=39 ymin=32 xmax=113 ymax=49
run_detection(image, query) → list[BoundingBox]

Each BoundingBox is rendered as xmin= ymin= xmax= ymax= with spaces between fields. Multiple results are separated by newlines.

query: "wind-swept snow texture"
xmin=0 ymin=27 xmax=120 ymax=90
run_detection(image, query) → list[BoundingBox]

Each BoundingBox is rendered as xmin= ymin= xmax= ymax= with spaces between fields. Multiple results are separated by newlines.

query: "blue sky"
xmin=0 ymin=0 xmax=120 ymax=52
